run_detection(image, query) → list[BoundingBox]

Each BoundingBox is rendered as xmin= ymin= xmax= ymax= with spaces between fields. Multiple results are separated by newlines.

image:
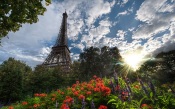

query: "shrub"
xmin=1 ymin=75 xmax=175 ymax=109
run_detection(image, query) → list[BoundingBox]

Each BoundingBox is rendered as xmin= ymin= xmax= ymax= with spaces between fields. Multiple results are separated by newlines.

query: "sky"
xmin=0 ymin=0 xmax=175 ymax=69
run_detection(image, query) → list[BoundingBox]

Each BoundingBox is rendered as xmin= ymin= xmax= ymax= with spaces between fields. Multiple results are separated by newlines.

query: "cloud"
xmin=0 ymin=4 xmax=60 ymax=67
xmin=133 ymin=20 xmax=169 ymax=39
xmin=71 ymin=43 xmax=85 ymax=51
xmin=60 ymin=0 xmax=115 ymax=49
xmin=117 ymin=0 xmax=129 ymax=7
xmin=39 ymin=47 xmax=51 ymax=57
xmin=116 ymin=6 xmax=133 ymax=17
xmin=117 ymin=10 xmax=129 ymax=16
xmin=132 ymin=0 xmax=175 ymax=57
xmin=158 ymin=2 xmax=175 ymax=13
xmin=122 ymin=0 xmax=129 ymax=5
xmin=152 ymin=22 xmax=175 ymax=55
xmin=0 ymin=0 xmax=116 ymax=68
xmin=128 ymin=27 xmax=135 ymax=32
xmin=1 ymin=0 xmax=175 ymax=69
xmin=85 ymin=0 xmax=115 ymax=26
xmin=68 ymin=18 xmax=84 ymax=41
xmin=135 ymin=0 xmax=167 ymax=23
xmin=81 ymin=18 xmax=112 ymax=48
xmin=128 ymin=6 xmax=134 ymax=13
xmin=116 ymin=30 xmax=126 ymax=40
xmin=70 ymin=53 xmax=80 ymax=61
xmin=133 ymin=0 xmax=175 ymax=39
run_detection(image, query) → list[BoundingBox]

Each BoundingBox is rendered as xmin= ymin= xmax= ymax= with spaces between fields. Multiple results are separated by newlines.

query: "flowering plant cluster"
xmin=2 ymin=75 xmax=175 ymax=109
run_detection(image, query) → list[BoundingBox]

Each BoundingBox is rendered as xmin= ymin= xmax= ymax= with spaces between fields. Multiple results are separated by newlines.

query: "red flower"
xmin=93 ymin=75 xmax=97 ymax=79
xmin=115 ymin=85 xmax=120 ymax=91
xmin=86 ymin=91 xmax=92 ymax=95
xmin=8 ymin=106 xmax=14 ymax=109
xmin=71 ymin=88 xmax=76 ymax=92
xmin=121 ymin=91 xmax=129 ymax=101
xmin=94 ymin=87 xmax=100 ymax=92
xmin=98 ymin=105 xmax=108 ymax=109
xmin=76 ymin=80 xmax=80 ymax=84
xmin=101 ymin=86 xmax=111 ymax=96
xmin=73 ymin=91 xmax=79 ymax=96
xmin=61 ymin=92 xmax=64 ymax=95
xmin=96 ymin=83 xmax=104 ymax=88
xmin=89 ymin=79 xmax=95 ymax=84
xmin=96 ymin=77 xmax=102 ymax=82
xmin=141 ymin=104 xmax=152 ymax=109
xmin=72 ymin=84 xmax=77 ymax=88
xmin=40 ymin=93 xmax=47 ymax=97
xmin=134 ymin=85 xmax=140 ymax=89
xmin=78 ymin=94 xmax=85 ymax=100
xmin=64 ymin=96 xmax=73 ymax=103
xmin=22 ymin=101 xmax=28 ymax=105
xmin=52 ymin=94 xmax=56 ymax=97
xmin=52 ymin=97 xmax=56 ymax=101
xmin=61 ymin=103 xmax=70 ymax=109
xmin=122 ymin=91 xmax=128 ymax=95
xmin=34 ymin=93 xmax=47 ymax=97
xmin=87 ymin=84 xmax=94 ymax=90
xmin=57 ymin=89 xmax=61 ymax=93
xmin=33 ymin=104 xmax=40 ymax=108
xmin=34 ymin=93 xmax=39 ymax=97
xmin=81 ymin=82 xmax=87 ymax=86
xmin=81 ymin=87 xmax=84 ymax=90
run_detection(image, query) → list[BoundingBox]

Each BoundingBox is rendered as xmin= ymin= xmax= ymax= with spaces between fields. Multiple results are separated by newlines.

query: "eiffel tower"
xmin=43 ymin=11 xmax=71 ymax=70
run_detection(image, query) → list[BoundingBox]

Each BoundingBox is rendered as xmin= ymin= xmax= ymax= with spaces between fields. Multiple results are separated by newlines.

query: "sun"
xmin=123 ymin=53 xmax=143 ymax=71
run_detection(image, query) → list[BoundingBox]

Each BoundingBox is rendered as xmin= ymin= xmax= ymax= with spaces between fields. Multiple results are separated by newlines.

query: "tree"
xmin=28 ymin=65 xmax=64 ymax=94
xmin=0 ymin=0 xmax=51 ymax=39
xmin=79 ymin=46 xmax=122 ymax=80
xmin=69 ymin=61 xmax=82 ymax=82
xmin=138 ymin=50 xmax=175 ymax=85
xmin=79 ymin=47 xmax=100 ymax=80
xmin=0 ymin=58 xmax=32 ymax=105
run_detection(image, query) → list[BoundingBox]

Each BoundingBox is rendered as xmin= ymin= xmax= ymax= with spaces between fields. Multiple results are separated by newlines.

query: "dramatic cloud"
xmin=85 ymin=0 xmax=115 ymax=26
xmin=0 ymin=0 xmax=175 ymax=68
xmin=81 ymin=18 xmax=112 ymax=48
xmin=132 ymin=0 xmax=175 ymax=56
xmin=0 ymin=0 xmax=116 ymax=68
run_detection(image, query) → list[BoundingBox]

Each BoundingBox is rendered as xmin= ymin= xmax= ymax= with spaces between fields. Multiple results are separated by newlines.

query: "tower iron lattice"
xmin=42 ymin=12 xmax=71 ymax=70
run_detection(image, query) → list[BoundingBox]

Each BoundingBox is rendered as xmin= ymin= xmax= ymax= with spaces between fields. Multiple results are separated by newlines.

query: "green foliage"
xmin=0 ymin=0 xmax=51 ymax=39
xmin=0 ymin=58 xmax=76 ymax=105
xmin=138 ymin=50 xmax=175 ymax=85
xmin=1 ymin=75 xmax=175 ymax=109
xmin=0 ymin=58 xmax=32 ymax=104
xmin=79 ymin=46 xmax=122 ymax=81
xmin=28 ymin=65 xmax=64 ymax=93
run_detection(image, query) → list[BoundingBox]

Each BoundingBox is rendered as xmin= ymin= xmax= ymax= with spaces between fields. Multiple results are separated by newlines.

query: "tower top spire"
xmin=54 ymin=11 xmax=68 ymax=47
xmin=63 ymin=10 xmax=68 ymax=18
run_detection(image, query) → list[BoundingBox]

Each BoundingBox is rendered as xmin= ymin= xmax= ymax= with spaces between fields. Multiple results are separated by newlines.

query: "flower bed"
xmin=2 ymin=75 xmax=175 ymax=109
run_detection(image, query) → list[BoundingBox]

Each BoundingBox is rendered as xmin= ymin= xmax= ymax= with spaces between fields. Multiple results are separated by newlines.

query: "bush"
xmin=2 ymin=75 xmax=175 ymax=109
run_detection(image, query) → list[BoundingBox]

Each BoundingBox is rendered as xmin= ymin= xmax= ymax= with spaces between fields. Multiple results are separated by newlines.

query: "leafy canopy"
xmin=0 ymin=0 xmax=51 ymax=39
xmin=0 ymin=58 xmax=32 ymax=104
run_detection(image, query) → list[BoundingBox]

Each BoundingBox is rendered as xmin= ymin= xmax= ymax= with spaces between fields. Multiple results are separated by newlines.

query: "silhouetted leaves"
xmin=0 ymin=0 xmax=51 ymax=39
xmin=78 ymin=46 xmax=122 ymax=80
xmin=138 ymin=50 xmax=175 ymax=84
